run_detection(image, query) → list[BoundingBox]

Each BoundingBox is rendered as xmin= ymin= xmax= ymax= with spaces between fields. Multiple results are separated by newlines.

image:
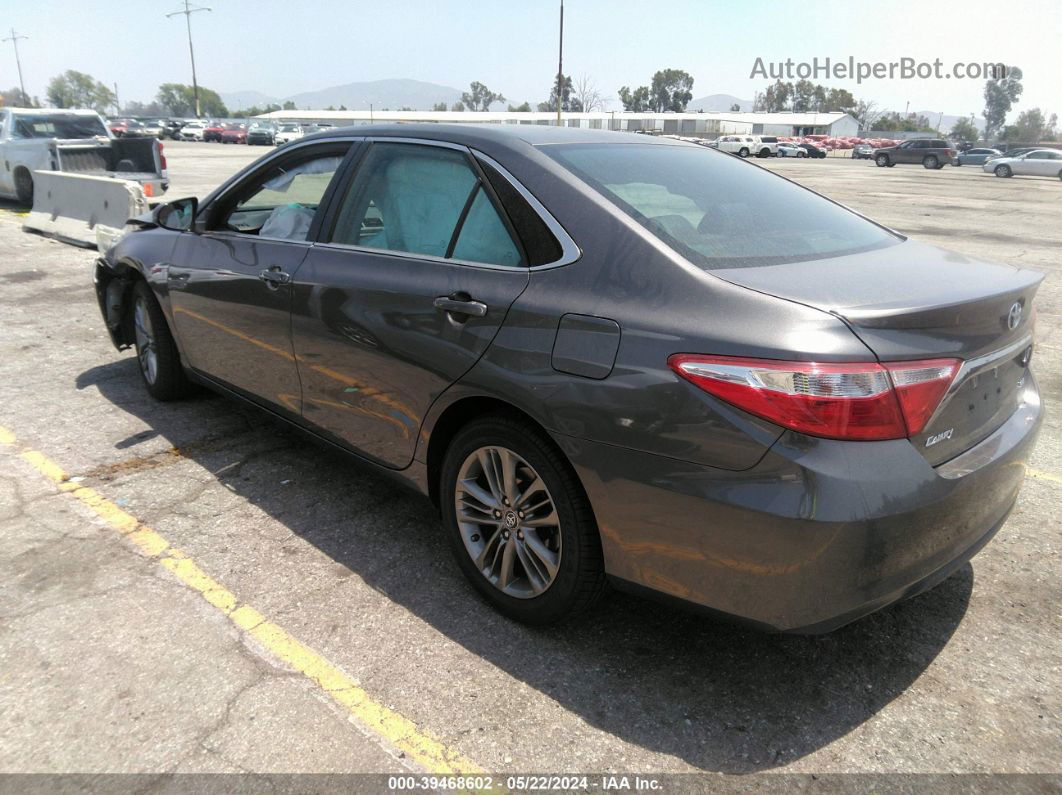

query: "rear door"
xmin=291 ymin=140 xmax=531 ymax=468
xmin=167 ymin=141 xmax=353 ymax=417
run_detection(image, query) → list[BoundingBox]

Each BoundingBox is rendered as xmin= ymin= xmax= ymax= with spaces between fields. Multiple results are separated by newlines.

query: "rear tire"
xmin=923 ymin=155 xmax=939 ymax=169
xmin=14 ymin=169 xmax=33 ymax=206
xmin=758 ymin=148 xmax=770 ymax=158
xmin=440 ymin=414 xmax=605 ymax=625
xmin=995 ymin=165 xmax=1012 ymax=178
xmin=738 ymin=147 xmax=749 ymax=158
xmin=131 ymin=280 xmax=194 ymax=401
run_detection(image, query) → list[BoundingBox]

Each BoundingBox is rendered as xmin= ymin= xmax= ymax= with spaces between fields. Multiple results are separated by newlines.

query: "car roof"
xmin=297 ymin=122 xmax=690 ymax=151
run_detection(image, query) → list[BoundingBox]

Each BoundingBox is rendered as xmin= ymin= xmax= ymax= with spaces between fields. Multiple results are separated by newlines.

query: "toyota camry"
xmin=94 ymin=125 xmax=1043 ymax=632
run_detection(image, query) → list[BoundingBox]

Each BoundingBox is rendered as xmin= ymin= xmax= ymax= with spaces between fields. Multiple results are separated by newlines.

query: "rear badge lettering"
xmin=925 ymin=428 xmax=954 ymax=447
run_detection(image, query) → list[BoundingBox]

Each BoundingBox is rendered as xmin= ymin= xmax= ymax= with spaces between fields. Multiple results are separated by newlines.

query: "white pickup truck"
xmin=0 ymin=107 xmax=168 ymax=206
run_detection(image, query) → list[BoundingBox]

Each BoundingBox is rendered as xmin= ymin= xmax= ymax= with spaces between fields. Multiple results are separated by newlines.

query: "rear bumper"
xmin=555 ymin=376 xmax=1042 ymax=633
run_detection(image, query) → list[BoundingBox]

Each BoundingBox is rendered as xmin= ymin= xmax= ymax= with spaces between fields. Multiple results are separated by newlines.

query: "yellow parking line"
xmin=1027 ymin=468 xmax=1062 ymax=485
xmin=0 ymin=425 xmax=484 ymax=777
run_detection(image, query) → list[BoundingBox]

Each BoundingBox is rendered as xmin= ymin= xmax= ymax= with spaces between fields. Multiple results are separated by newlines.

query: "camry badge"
xmin=1007 ymin=302 xmax=1022 ymax=330
xmin=925 ymin=428 xmax=954 ymax=447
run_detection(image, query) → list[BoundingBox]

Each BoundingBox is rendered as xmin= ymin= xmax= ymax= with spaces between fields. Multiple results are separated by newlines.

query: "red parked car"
xmin=220 ymin=123 xmax=248 ymax=144
xmin=203 ymin=121 xmax=225 ymax=142
xmin=108 ymin=118 xmax=146 ymax=138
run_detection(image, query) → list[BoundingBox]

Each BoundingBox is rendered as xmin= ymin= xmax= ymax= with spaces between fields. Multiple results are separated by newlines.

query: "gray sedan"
xmin=93 ymin=124 xmax=1043 ymax=632
xmin=984 ymin=148 xmax=1062 ymax=178
xmin=956 ymin=147 xmax=1000 ymax=166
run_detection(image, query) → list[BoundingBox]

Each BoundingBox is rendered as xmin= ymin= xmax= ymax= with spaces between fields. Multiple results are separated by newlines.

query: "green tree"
xmin=450 ymin=101 xmax=465 ymax=112
xmin=949 ymin=115 xmax=980 ymax=142
xmin=791 ymin=79 xmax=816 ymax=112
xmin=543 ymin=75 xmax=580 ymax=112
xmin=282 ymin=100 xmax=297 ymax=111
xmin=729 ymin=102 xmax=741 ymax=112
xmin=156 ymin=83 xmax=227 ymax=117
xmin=461 ymin=81 xmax=505 ymax=112
xmin=983 ymin=66 xmax=1023 ymax=139
xmin=873 ymin=112 xmax=934 ymax=133
xmin=508 ymin=102 xmax=532 ymax=112
xmin=754 ymin=79 xmax=792 ymax=112
xmin=2 ymin=86 xmax=38 ymax=107
xmin=431 ymin=102 xmax=448 ymax=112
xmin=823 ymin=87 xmax=856 ymax=114
xmin=617 ymin=85 xmax=650 ymax=112
xmin=1005 ymin=108 xmax=1047 ymax=142
xmin=46 ymin=70 xmax=116 ymax=113
xmin=648 ymin=68 xmax=693 ymax=112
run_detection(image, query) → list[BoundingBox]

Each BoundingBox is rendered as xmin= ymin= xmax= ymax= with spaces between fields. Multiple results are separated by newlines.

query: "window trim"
xmin=200 ymin=142 xmax=358 ymax=242
xmin=196 ymin=138 xmax=360 ymax=242
xmin=318 ymin=138 xmax=524 ymax=268
xmin=313 ymin=136 xmax=580 ymax=272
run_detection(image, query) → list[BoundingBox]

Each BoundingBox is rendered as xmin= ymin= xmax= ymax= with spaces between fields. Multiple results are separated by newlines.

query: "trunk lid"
xmin=712 ymin=240 xmax=1042 ymax=463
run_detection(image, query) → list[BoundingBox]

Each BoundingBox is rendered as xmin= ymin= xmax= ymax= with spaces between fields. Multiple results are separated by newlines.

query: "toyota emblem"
xmin=1007 ymin=301 xmax=1022 ymax=330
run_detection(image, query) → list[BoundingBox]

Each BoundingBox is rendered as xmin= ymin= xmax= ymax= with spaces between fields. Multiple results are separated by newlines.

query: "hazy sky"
xmin=4 ymin=0 xmax=1060 ymax=117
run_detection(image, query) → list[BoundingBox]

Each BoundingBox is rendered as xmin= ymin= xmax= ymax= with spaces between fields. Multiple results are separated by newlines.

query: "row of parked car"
xmin=662 ymin=134 xmax=829 ymax=159
xmin=105 ymin=117 xmax=335 ymax=147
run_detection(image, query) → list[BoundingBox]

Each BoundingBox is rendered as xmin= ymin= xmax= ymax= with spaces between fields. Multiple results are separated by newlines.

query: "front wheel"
xmin=131 ymin=281 xmax=194 ymax=401
xmin=875 ymin=154 xmax=890 ymax=167
xmin=995 ymin=165 xmax=1012 ymax=178
xmin=440 ymin=415 xmax=605 ymax=624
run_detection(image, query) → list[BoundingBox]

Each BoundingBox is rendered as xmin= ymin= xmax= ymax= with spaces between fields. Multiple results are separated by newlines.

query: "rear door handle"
xmin=259 ymin=266 xmax=291 ymax=288
xmin=434 ymin=294 xmax=488 ymax=318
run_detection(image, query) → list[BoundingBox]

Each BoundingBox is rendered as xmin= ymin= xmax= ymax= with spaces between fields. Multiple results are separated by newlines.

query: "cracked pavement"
xmin=0 ymin=143 xmax=1059 ymax=778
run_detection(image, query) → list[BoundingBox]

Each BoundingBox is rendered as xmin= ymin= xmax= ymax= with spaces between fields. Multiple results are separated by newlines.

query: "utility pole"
xmin=555 ymin=0 xmax=564 ymax=126
xmin=2 ymin=29 xmax=28 ymax=106
xmin=114 ymin=82 xmax=120 ymax=115
xmin=167 ymin=1 xmax=211 ymax=118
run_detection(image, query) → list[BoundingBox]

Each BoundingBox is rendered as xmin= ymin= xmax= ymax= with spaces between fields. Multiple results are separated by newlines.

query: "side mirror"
xmin=155 ymin=197 xmax=198 ymax=232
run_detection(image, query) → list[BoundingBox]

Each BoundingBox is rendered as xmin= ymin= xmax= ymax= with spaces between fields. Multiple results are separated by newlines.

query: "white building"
xmin=255 ymin=109 xmax=858 ymax=139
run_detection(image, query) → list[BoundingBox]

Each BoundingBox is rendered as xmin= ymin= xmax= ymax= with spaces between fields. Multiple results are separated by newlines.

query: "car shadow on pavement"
xmin=78 ymin=358 xmax=972 ymax=774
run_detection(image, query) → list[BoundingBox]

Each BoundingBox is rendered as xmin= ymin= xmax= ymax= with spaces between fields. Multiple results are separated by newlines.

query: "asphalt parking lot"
xmin=0 ymin=140 xmax=1059 ymax=783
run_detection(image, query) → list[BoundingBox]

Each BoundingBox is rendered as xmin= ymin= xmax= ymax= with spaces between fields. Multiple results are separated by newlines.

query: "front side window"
xmin=545 ymin=143 xmax=899 ymax=269
xmin=329 ymin=142 xmax=522 ymax=267
xmin=218 ymin=150 xmax=346 ymax=240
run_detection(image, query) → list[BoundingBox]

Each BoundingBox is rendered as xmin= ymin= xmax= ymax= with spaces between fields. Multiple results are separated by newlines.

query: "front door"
xmin=168 ymin=143 xmax=351 ymax=416
xmin=291 ymin=141 xmax=530 ymax=468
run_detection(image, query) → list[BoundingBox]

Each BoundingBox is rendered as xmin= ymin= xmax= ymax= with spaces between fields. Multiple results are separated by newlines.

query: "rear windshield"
xmin=545 ymin=143 xmax=899 ymax=268
xmin=12 ymin=113 xmax=108 ymax=139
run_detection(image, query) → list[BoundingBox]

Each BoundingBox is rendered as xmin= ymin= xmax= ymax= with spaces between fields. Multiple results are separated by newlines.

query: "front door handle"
xmin=434 ymin=294 xmax=488 ymax=318
xmin=259 ymin=266 xmax=291 ymax=288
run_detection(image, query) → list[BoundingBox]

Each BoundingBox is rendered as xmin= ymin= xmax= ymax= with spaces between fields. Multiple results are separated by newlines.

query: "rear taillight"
xmin=668 ymin=355 xmax=959 ymax=441
xmin=158 ymin=141 xmax=167 ymax=171
xmin=882 ymin=359 xmax=960 ymax=435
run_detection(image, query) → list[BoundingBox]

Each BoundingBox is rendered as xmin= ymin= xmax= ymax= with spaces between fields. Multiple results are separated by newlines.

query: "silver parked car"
xmin=956 ymin=148 xmax=1000 ymax=166
xmin=984 ymin=149 xmax=1062 ymax=179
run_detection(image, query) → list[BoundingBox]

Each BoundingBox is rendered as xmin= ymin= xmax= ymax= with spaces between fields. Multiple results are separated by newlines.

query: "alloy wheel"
xmin=454 ymin=445 xmax=562 ymax=599
xmin=133 ymin=294 xmax=158 ymax=385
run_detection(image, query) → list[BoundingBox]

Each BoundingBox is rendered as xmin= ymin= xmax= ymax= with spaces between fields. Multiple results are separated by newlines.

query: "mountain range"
xmin=222 ymin=79 xmax=482 ymax=112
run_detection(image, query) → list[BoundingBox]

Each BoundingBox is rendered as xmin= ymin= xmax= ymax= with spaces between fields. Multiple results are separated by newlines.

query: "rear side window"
xmin=545 ymin=143 xmax=899 ymax=269
xmin=330 ymin=142 xmax=523 ymax=267
xmin=477 ymin=159 xmax=562 ymax=266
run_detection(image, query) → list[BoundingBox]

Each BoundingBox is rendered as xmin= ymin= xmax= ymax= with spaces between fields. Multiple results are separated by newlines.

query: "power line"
xmin=166 ymin=1 xmax=211 ymax=117
xmin=2 ymin=28 xmax=28 ymax=106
